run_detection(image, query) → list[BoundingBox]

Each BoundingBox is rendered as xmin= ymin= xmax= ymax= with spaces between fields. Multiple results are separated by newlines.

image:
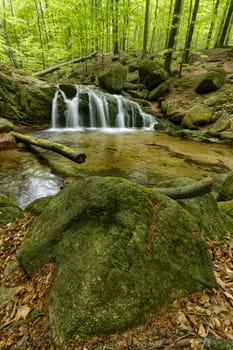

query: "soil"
xmin=1 ymin=49 xmax=233 ymax=349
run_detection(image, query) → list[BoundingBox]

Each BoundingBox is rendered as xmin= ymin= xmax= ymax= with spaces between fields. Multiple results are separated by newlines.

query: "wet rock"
xmin=17 ymin=176 xmax=226 ymax=345
xmin=219 ymin=131 xmax=233 ymax=142
xmin=0 ymin=133 xmax=16 ymax=150
xmin=195 ymin=67 xmax=226 ymax=93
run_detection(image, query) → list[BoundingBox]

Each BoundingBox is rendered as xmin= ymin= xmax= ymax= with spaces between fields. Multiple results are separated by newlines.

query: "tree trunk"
xmin=32 ymin=51 xmax=98 ymax=77
xmin=216 ymin=0 xmax=233 ymax=48
xmin=10 ymin=132 xmax=87 ymax=164
xmin=164 ymin=0 xmax=183 ymax=74
xmin=142 ymin=0 xmax=150 ymax=56
xmin=154 ymin=177 xmax=214 ymax=199
xmin=179 ymin=0 xmax=200 ymax=76
xmin=182 ymin=0 xmax=200 ymax=64
xmin=205 ymin=0 xmax=220 ymax=49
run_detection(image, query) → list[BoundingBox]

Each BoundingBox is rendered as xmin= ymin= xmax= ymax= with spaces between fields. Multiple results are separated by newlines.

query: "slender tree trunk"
xmin=150 ymin=0 xmax=159 ymax=53
xmin=111 ymin=0 xmax=119 ymax=56
xmin=165 ymin=0 xmax=173 ymax=48
xmin=180 ymin=0 xmax=200 ymax=70
xmin=8 ymin=0 xmax=21 ymax=67
xmin=205 ymin=0 xmax=220 ymax=49
xmin=216 ymin=0 xmax=233 ymax=47
xmin=1 ymin=0 xmax=18 ymax=67
xmin=33 ymin=0 xmax=46 ymax=68
xmin=214 ymin=0 xmax=231 ymax=47
xmin=143 ymin=0 xmax=150 ymax=56
xmin=164 ymin=0 xmax=183 ymax=74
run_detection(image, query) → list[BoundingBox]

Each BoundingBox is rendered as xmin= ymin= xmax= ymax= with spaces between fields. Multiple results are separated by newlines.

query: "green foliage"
xmin=0 ymin=0 xmax=231 ymax=72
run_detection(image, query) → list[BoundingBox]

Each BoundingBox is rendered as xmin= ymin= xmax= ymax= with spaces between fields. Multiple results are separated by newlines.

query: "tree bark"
xmin=164 ymin=0 xmax=183 ymax=74
xmin=10 ymin=132 xmax=86 ymax=164
xmin=154 ymin=177 xmax=214 ymax=199
xmin=32 ymin=51 xmax=98 ymax=77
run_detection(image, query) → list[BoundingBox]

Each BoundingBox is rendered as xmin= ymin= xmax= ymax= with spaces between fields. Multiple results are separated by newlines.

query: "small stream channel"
xmin=1 ymin=128 xmax=233 ymax=209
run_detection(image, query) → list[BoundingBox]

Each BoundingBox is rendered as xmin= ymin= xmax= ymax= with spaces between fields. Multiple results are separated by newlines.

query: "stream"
xmin=1 ymin=128 xmax=233 ymax=209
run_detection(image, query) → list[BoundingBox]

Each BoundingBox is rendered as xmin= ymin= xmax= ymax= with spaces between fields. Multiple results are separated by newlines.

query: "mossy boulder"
xmin=138 ymin=58 xmax=160 ymax=83
xmin=195 ymin=67 xmax=226 ymax=94
xmin=17 ymin=176 xmax=226 ymax=345
xmin=184 ymin=104 xmax=213 ymax=126
xmin=97 ymin=64 xmax=127 ymax=93
xmin=208 ymin=111 xmax=231 ymax=134
xmin=0 ymin=70 xmax=56 ymax=124
xmin=0 ymin=117 xmax=14 ymax=132
xmin=218 ymin=200 xmax=233 ymax=218
xmin=155 ymin=178 xmax=233 ymax=238
xmin=148 ymin=79 xmax=170 ymax=101
xmin=218 ymin=172 xmax=233 ymax=201
xmin=0 ymin=194 xmax=23 ymax=225
xmin=144 ymin=68 xmax=169 ymax=90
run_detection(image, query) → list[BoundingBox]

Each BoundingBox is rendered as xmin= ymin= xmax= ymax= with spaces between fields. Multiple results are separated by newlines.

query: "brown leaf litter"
xmin=0 ymin=214 xmax=232 ymax=350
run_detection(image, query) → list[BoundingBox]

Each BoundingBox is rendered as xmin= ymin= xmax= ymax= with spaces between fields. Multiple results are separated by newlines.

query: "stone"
xmin=218 ymin=172 xmax=233 ymax=201
xmin=208 ymin=111 xmax=231 ymax=134
xmin=184 ymin=104 xmax=213 ymax=126
xmin=97 ymin=64 xmax=127 ymax=93
xmin=17 ymin=176 xmax=228 ymax=345
xmin=195 ymin=67 xmax=226 ymax=94
xmin=138 ymin=58 xmax=160 ymax=83
xmin=144 ymin=68 xmax=169 ymax=90
xmin=0 ymin=133 xmax=16 ymax=150
xmin=148 ymin=80 xmax=170 ymax=101
xmin=0 ymin=117 xmax=14 ymax=132
xmin=0 ymin=194 xmax=23 ymax=225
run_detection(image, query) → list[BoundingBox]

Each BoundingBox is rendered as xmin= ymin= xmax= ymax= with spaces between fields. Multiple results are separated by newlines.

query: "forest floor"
xmin=0 ymin=213 xmax=232 ymax=350
xmin=1 ymin=48 xmax=233 ymax=349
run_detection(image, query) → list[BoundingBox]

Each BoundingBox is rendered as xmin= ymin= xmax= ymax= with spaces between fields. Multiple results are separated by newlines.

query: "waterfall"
xmin=51 ymin=85 xmax=156 ymax=130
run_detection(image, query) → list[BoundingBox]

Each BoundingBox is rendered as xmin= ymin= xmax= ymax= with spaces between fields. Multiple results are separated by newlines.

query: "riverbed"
xmin=1 ymin=128 xmax=233 ymax=208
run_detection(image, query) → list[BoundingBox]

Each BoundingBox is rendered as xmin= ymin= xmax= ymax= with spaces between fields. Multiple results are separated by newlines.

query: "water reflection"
xmin=0 ymin=149 xmax=63 ymax=209
xmin=1 ymin=129 xmax=233 ymax=208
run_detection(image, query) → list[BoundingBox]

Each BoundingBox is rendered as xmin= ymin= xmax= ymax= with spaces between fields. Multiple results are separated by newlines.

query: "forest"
xmin=1 ymin=1 xmax=233 ymax=350
xmin=0 ymin=0 xmax=233 ymax=72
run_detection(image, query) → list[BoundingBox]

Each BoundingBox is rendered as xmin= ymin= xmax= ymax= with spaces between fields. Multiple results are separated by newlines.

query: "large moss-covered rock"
xmin=156 ymin=178 xmax=233 ymax=238
xmin=218 ymin=172 xmax=233 ymax=201
xmin=0 ymin=194 xmax=23 ymax=224
xmin=17 ymin=176 xmax=223 ymax=345
xmin=208 ymin=111 xmax=231 ymax=134
xmin=148 ymin=79 xmax=170 ymax=101
xmin=138 ymin=58 xmax=160 ymax=83
xmin=144 ymin=68 xmax=169 ymax=90
xmin=183 ymin=104 xmax=213 ymax=126
xmin=0 ymin=70 xmax=56 ymax=124
xmin=97 ymin=64 xmax=127 ymax=93
xmin=195 ymin=67 xmax=226 ymax=94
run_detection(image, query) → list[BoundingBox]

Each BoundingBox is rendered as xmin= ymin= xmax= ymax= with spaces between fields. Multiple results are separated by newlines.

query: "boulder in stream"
xmin=17 ymin=176 xmax=232 ymax=345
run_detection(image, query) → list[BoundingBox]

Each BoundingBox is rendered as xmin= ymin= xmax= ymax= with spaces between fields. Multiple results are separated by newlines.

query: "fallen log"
xmin=154 ymin=177 xmax=214 ymax=199
xmin=10 ymin=131 xmax=86 ymax=164
xmin=32 ymin=51 xmax=98 ymax=77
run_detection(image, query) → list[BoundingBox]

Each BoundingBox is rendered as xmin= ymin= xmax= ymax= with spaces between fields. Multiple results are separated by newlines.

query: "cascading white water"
xmin=51 ymin=85 xmax=156 ymax=130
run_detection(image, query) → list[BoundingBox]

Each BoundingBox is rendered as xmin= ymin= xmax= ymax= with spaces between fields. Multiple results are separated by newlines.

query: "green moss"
xmin=17 ymin=176 xmax=218 ymax=345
